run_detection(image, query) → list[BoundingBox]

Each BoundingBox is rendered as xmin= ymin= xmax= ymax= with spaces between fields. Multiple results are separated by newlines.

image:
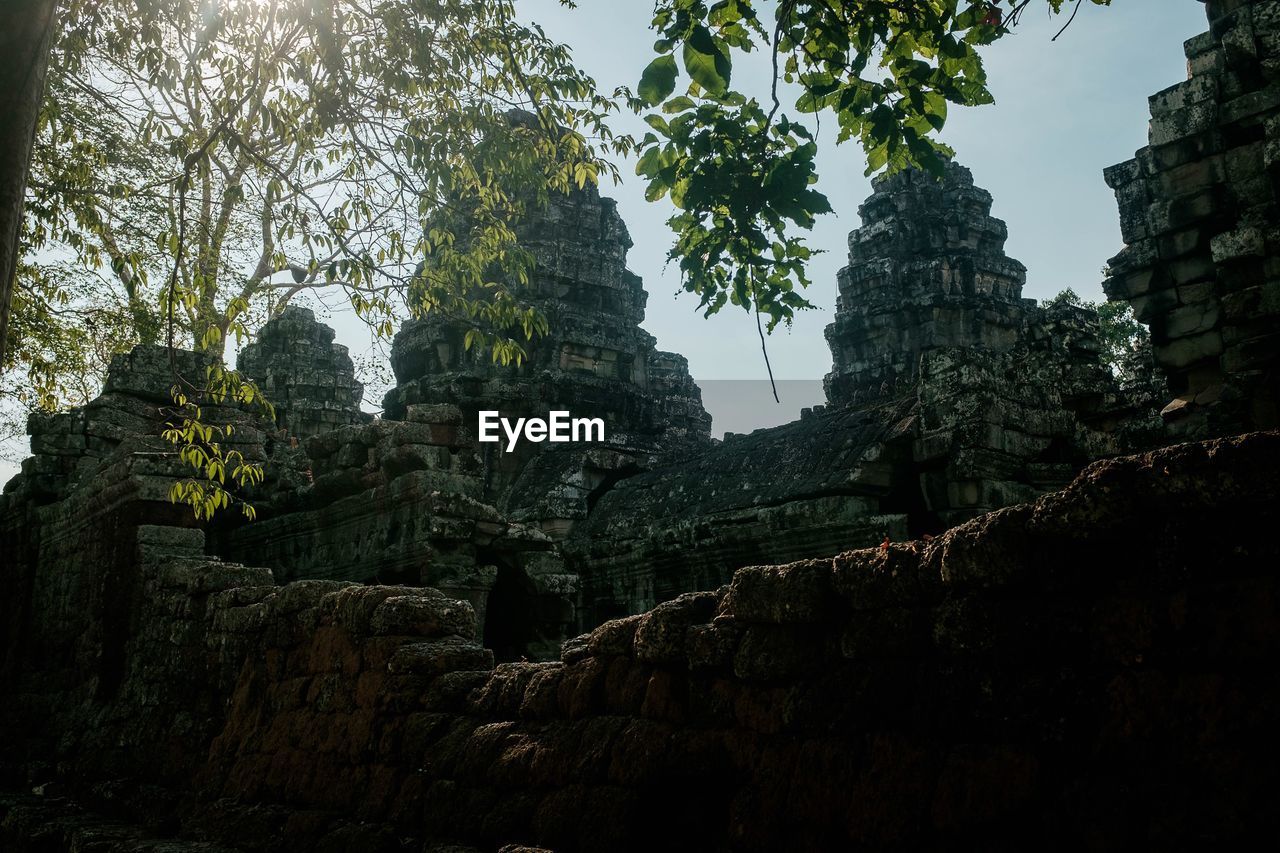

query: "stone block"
xmin=1211 ymin=225 xmax=1266 ymax=261
xmin=1190 ymin=46 xmax=1227 ymax=76
xmin=559 ymin=634 xmax=591 ymax=664
xmin=1151 ymin=131 xmax=1223 ymax=172
xmin=1103 ymin=158 xmax=1143 ymax=190
xmin=1221 ymin=279 xmax=1280 ymax=318
xmin=1163 ymin=301 xmax=1222 ymax=339
xmin=1103 ymin=267 xmax=1155 ymax=301
xmin=322 ymin=585 xmax=441 ymax=634
xmin=387 ymin=636 xmax=494 ymax=677
xmin=379 ymin=444 xmax=450 ymax=478
xmin=1223 ymin=330 xmax=1280 ymax=371
xmin=722 ymin=560 xmax=836 ymax=624
xmin=1149 ymin=186 xmax=1227 ymax=235
xmin=1131 ymin=286 xmax=1181 ymax=323
xmin=335 ymin=442 xmax=371 ymax=468
xmin=1158 ymin=226 xmax=1207 ymax=260
xmin=633 ymin=591 xmax=719 ymax=664
xmin=211 ymin=599 xmax=273 ymax=635
xmin=405 ymin=404 xmax=464 ymax=425
xmin=370 ymin=595 xmax=476 ymax=639
xmin=157 ymin=560 xmax=274 ymax=594
xmin=1155 ymin=329 xmax=1226 ymax=369
xmin=732 ymin=624 xmax=822 ymax=682
xmin=1148 ymin=76 xmax=1219 ymax=117
xmin=391 ymin=422 xmax=463 ymax=448
xmin=913 ymin=429 xmax=955 ymax=462
xmin=1159 ymin=155 xmax=1227 ymax=199
xmin=586 ymin=615 xmax=641 ymax=657
xmin=1150 ymin=102 xmax=1219 ymax=146
xmin=686 ymin=622 xmax=743 ymax=670
xmin=272 ymin=580 xmax=355 ymax=615
xmin=136 ymin=524 xmax=205 ymax=552
xmin=832 ymin=548 xmax=936 ymax=610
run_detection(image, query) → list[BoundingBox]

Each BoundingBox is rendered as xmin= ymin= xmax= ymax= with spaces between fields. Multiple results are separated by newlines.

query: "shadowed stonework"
xmin=2 ymin=433 xmax=1278 ymax=851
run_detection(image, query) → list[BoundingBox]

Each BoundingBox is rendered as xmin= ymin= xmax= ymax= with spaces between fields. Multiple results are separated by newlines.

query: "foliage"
xmin=1045 ymin=288 xmax=1153 ymax=387
xmin=162 ymin=364 xmax=271 ymax=521
xmin=632 ymin=0 xmax=1112 ymax=331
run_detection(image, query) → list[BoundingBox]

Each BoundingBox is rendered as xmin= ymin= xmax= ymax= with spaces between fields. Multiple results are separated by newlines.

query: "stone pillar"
xmin=823 ymin=161 xmax=1031 ymax=406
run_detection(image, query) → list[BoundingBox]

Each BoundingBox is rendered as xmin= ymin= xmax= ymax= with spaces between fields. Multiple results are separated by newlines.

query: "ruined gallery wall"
xmin=179 ymin=434 xmax=1280 ymax=852
xmin=5 ymin=433 xmax=1280 ymax=851
xmin=565 ymin=399 xmax=917 ymax=623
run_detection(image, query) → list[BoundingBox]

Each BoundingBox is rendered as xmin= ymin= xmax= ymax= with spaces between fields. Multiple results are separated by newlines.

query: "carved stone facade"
xmin=1105 ymin=0 xmax=1280 ymax=437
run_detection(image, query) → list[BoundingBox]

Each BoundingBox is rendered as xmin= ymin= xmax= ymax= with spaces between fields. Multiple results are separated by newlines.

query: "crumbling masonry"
xmin=3 ymin=1 xmax=1280 ymax=849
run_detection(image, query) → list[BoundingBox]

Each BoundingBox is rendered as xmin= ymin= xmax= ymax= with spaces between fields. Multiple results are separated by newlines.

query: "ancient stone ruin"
xmin=3 ymin=1 xmax=1280 ymax=849
xmin=1105 ymin=0 xmax=1280 ymax=436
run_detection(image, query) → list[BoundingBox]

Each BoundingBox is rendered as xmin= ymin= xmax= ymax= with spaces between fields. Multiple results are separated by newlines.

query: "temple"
xmin=2 ymin=1 xmax=1279 ymax=848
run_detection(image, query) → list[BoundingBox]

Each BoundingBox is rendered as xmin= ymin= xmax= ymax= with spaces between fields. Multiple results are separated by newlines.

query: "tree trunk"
xmin=0 ymin=0 xmax=57 ymax=371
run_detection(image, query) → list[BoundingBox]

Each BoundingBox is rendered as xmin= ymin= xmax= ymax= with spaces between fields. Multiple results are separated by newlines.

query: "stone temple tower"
xmin=824 ymin=161 xmax=1032 ymax=405
xmin=237 ymin=306 xmax=368 ymax=440
xmin=381 ymin=182 xmax=712 ymax=530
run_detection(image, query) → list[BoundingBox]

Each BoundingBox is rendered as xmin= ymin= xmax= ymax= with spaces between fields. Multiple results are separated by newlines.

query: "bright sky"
xmin=0 ymin=1 xmax=1211 ymax=485
xmin=503 ymin=0 xmax=1208 ymax=383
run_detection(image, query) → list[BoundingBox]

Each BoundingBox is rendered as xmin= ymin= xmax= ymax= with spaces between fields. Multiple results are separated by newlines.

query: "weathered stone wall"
xmin=0 ymin=465 xmax=238 ymax=789
xmin=1 ymin=346 xmax=258 ymax=506
xmin=1105 ymin=0 xmax=1280 ymax=437
xmin=3 ymin=432 xmax=1279 ymax=851
xmin=0 ymin=345 xmax=577 ymax=666
xmin=566 ymin=400 xmax=916 ymax=623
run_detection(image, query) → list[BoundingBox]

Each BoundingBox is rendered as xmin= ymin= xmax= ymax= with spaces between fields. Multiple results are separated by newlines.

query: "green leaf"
xmin=644 ymin=113 xmax=672 ymax=136
xmin=662 ymin=95 xmax=697 ymax=114
xmin=638 ymin=54 xmax=679 ymax=106
xmin=682 ymin=27 xmax=731 ymax=95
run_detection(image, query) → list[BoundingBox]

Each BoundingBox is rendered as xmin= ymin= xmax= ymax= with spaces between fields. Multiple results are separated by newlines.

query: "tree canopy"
xmin=632 ymin=0 xmax=1112 ymax=336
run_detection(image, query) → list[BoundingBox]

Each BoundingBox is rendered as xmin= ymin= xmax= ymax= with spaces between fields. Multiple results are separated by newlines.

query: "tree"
xmin=7 ymin=0 xmax=631 ymax=518
xmin=0 ymin=0 xmax=57 ymax=372
xmin=632 ymin=0 xmax=1113 ymax=336
xmin=1045 ymin=288 xmax=1154 ymax=388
